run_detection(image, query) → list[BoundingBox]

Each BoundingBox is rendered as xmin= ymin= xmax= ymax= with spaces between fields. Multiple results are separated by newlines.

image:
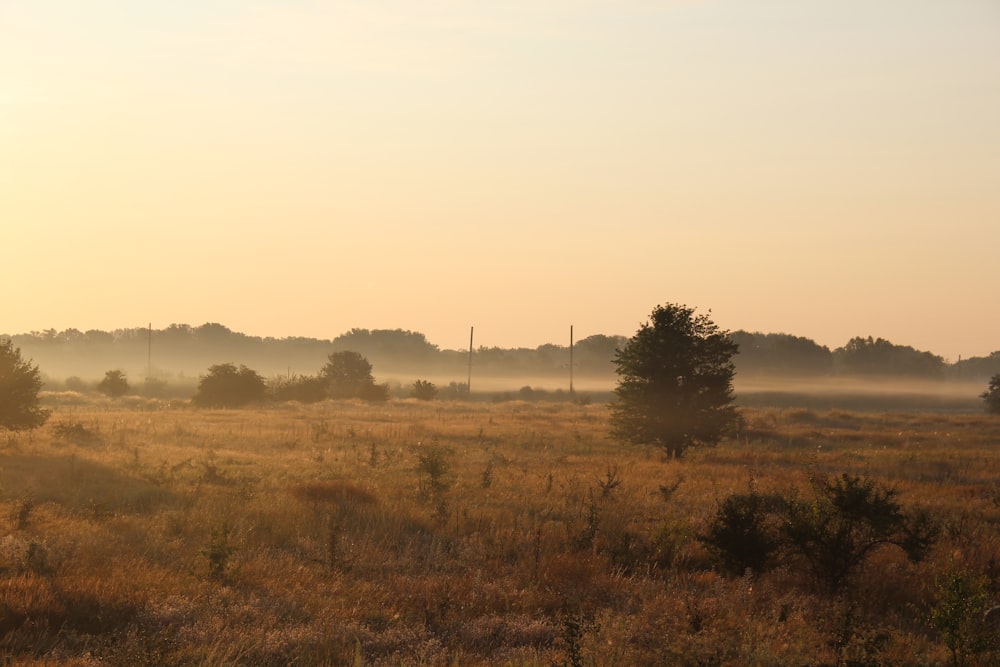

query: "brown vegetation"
xmin=2 ymin=399 xmax=999 ymax=665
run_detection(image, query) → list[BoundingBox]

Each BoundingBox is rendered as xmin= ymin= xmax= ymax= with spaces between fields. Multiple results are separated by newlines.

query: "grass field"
xmin=2 ymin=397 xmax=999 ymax=665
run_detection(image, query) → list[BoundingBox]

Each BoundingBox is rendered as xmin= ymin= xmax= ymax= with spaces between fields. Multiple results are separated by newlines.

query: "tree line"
xmin=2 ymin=323 xmax=998 ymax=383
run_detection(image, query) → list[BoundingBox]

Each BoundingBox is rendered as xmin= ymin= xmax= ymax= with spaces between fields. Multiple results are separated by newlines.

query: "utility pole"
xmin=467 ymin=326 xmax=474 ymax=398
xmin=147 ymin=322 xmax=152 ymax=379
xmin=569 ymin=325 xmax=574 ymax=395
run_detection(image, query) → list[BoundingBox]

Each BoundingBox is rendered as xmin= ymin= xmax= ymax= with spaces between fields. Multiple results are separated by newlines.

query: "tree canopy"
xmin=610 ymin=304 xmax=739 ymax=457
xmin=0 ymin=339 xmax=50 ymax=430
xmin=192 ymin=363 xmax=267 ymax=408
xmin=97 ymin=369 xmax=130 ymax=398
xmin=982 ymin=374 xmax=1000 ymax=415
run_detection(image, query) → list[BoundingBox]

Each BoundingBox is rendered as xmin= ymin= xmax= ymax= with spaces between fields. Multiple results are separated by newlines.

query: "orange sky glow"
xmin=2 ymin=1 xmax=998 ymax=360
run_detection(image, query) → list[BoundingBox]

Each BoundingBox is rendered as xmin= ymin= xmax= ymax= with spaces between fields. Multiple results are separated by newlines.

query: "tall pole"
xmin=467 ymin=326 xmax=474 ymax=397
xmin=147 ymin=322 xmax=152 ymax=379
xmin=569 ymin=325 xmax=574 ymax=395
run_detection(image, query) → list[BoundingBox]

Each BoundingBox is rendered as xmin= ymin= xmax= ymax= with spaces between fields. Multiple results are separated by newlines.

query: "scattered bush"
xmin=97 ymin=369 xmax=130 ymax=398
xmin=192 ymin=363 xmax=267 ymax=408
xmin=982 ymin=374 xmax=1000 ymax=414
xmin=700 ymin=488 xmax=783 ymax=575
xmin=271 ymin=374 xmax=328 ymax=403
xmin=704 ymin=473 xmax=939 ymax=592
xmin=411 ymin=379 xmax=438 ymax=401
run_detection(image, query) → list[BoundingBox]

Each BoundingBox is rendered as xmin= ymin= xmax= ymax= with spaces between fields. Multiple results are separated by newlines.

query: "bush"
xmin=97 ymin=370 xmax=130 ymax=398
xmin=700 ymin=489 xmax=783 ymax=575
xmin=780 ymin=473 xmax=938 ymax=593
xmin=321 ymin=351 xmax=379 ymax=399
xmin=192 ymin=363 xmax=267 ymax=408
xmin=270 ymin=374 xmax=328 ymax=403
xmin=0 ymin=339 xmax=50 ymax=431
xmin=411 ymin=380 xmax=438 ymax=401
xmin=981 ymin=374 xmax=1000 ymax=414
xmin=704 ymin=474 xmax=939 ymax=593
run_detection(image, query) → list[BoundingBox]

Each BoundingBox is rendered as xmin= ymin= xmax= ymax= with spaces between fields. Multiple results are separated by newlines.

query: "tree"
xmin=0 ymin=339 xmax=51 ymax=431
xmin=610 ymin=303 xmax=739 ymax=457
xmin=321 ymin=351 xmax=377 ymax=399
xmin=97 ymin=369 xmax=130 ymax=398
xmin=192 ymin=363 xmax=267 ymax=408
xmin=411 ymin=379 xmax=438 ymax=401
xmin=981 ymin=374 xmax=1000 ymax=415
xmin=780 ymin=473 xmax=938 ymax=593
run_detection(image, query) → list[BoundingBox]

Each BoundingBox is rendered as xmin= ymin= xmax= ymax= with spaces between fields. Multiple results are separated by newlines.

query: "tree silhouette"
xmin=97 ymin=370 xmax=130 ymax=398
xmin=610 ymin=303 xmax=739 ymax=457
xmin=0 ymin=339 xmax=50 ymax=430
xmin=982 ymin=374 xmax=1000 ymax=415
xmin=321 ymin=351 xmax=378 ymax=399
xmin=192 ymin=363 xmax=267 ymax=408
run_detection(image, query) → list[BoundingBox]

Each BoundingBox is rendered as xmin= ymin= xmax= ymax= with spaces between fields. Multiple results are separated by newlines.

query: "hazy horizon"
xmin=4 ymin=1 xmax=998 ymax=362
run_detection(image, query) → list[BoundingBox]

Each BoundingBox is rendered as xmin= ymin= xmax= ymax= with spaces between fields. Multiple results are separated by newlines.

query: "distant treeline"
xmin=3 ymin=324 xmax=998 ymax=384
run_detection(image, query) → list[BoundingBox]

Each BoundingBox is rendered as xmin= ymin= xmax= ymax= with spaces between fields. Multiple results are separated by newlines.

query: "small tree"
xmin=411 ymin=379 xmax=438 ymax=401
xmin=321 ymin=351 xmax=377 ymax=399
xmin=981 ymin=374 xmax=1000 ymax=415
xmin=610 ymin=303 xmax=739 ymax=457
xmin=192 ymin=363 xmax=267 ymax=408
xmin=781 ymin=473 xmax=938 ymax=593
xmin=0 ymin=339 xmax=50 ymax=431
xmin=97 ymin=369 xmax=130 ymax=398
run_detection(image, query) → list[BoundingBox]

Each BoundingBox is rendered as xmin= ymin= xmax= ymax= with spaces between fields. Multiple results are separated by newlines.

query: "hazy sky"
xmin=3 ymin=1 xmax=998 ymax=360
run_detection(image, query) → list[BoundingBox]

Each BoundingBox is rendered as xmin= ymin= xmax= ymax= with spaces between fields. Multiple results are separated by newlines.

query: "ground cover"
xmin=2 ymin=399 xmax=999 ymax=665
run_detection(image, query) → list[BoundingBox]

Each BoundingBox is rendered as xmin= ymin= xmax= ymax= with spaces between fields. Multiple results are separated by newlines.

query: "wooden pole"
xmin=467 ymin=326 xmax=474 ymax=397
xmin=147 ymin=322 xmax=152 ymax=379
xmin=569 ymin=325 xmax=574 ymax=395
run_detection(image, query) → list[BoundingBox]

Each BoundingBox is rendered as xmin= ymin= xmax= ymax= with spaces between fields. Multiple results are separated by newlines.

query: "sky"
xmin=2 ymin=1 xmax=998 ymax=361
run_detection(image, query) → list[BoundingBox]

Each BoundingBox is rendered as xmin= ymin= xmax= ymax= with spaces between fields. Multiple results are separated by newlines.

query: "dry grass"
xmin=1 ymin=400 xmax=999 ymax=665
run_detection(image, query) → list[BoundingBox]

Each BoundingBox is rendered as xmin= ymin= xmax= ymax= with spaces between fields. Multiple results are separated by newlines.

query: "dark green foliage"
xmin=930 ymin=568 xmax=995 ymax=666
xmin=192 ymin=363 xmax=267 ymax=408
xmin=982 ymin=374 xmax=1000 ymax=414
xmin=700 ymin=489 xmax=783 ymax=575
xmin=321 ymin=351 xmax=379 ymax=399
xmin=780 ymin=474 xmax=939 ymax=593
xmin=270 ymin=374 xmax=328 ymax=403
xmin=834 ymin=336 xmax=945 ymax=378
xmin=730 ymin=331 xmax=833 ymax=376
xmin=704 ymin=474 xmax=939 ymax=593
xmin=610 ymin=303 xmax=739 ymax=457
xmin=0 ymin=338 xmax=50 ymax=431
xmin=411 ymin=379 xmax=438 ymax=400
xmin=97 ymin=369 xmax=130 ymax=398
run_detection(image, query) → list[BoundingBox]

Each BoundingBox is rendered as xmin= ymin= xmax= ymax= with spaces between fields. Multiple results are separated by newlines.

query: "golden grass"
xmin=1 ymin=400 xmax=999 ymax=665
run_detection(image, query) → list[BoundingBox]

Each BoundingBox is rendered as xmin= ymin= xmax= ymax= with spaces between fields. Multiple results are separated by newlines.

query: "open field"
xmin=2 ymin=399 xmax=999 ymax=665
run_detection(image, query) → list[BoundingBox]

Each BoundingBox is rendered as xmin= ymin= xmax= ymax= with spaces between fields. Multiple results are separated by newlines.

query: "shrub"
xmin=411 ymin=380 xmax=438 ymax=401
xmin=270 ymin=374 xmax=328 ymax=403
xmin=780 ymin=473 xmax=938 ymax=593
xmin=982 ymin=374 xmax=1000 ymax=415
xmin=192 ymin=363 xmax=267 ymax=408
xmin=700 ymin=489 xmax=783 ymax=575
xmin=97 ymin=370 xmax=130 ymax=398
xmin=704 ymin=474 xmax=939 ymax=592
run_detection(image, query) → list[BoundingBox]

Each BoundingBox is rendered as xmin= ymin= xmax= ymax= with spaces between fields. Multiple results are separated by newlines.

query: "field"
xmin=2 ymin=397 xmax=999 ymax=666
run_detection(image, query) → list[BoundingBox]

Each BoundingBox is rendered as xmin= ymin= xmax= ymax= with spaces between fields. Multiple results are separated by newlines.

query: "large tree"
xmin=0 ymin=339 xmax=51 ymax=430
xmin=610 ymin=303 xmax=739 ymax=457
